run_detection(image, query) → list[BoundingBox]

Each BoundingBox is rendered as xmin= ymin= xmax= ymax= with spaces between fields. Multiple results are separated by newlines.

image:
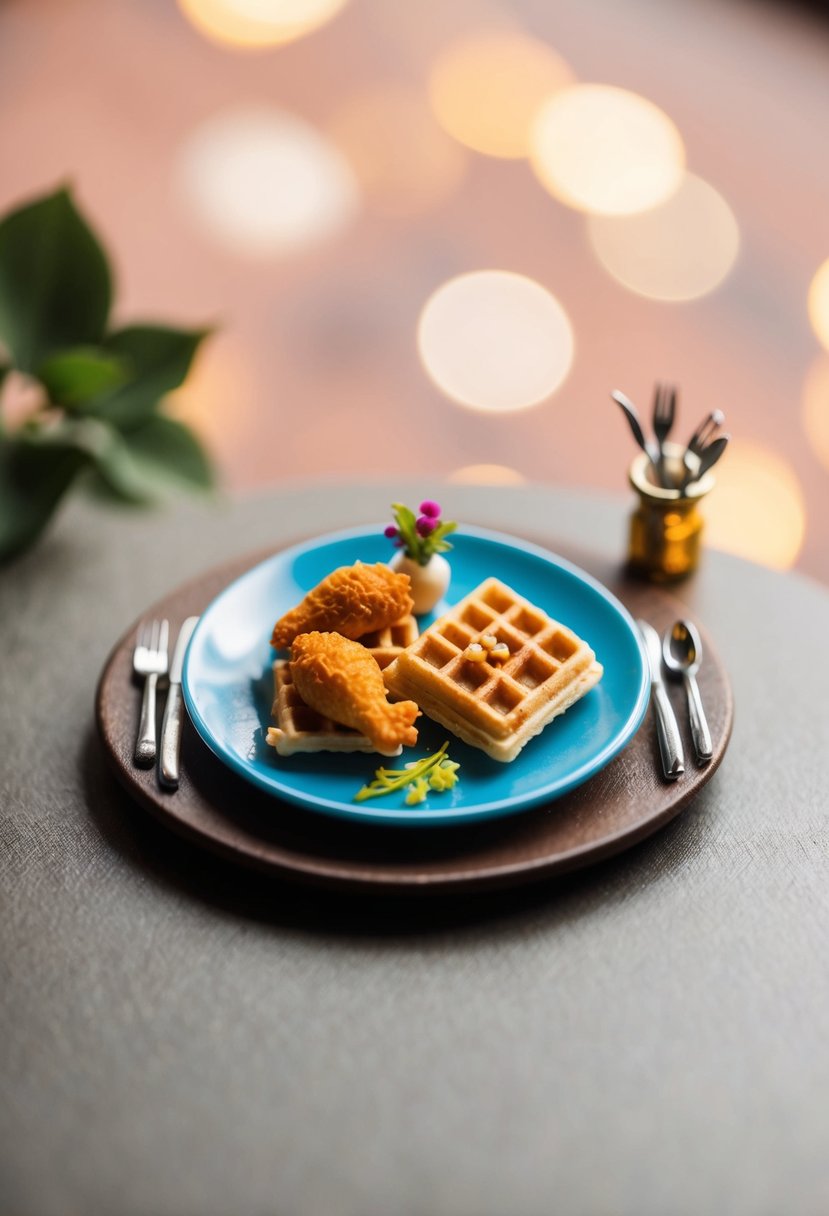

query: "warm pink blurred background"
xmin=2 ymin=0 xmax=828 ymax=581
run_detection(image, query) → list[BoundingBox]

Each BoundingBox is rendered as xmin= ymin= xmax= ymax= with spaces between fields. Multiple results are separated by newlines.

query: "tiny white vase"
xmin=390 ymin=551 xmax=451 ymax=615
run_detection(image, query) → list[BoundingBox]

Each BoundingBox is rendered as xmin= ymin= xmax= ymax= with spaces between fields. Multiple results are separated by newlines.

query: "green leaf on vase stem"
xmin=391 ymin=501 xmax=419 ymax=555
xmin=37 ymin=347 xmax=128 ymax=408
xmin=429 ymin=520 xmax=456 ymax=551
xmin=85 ymin=325 xmax=211 ymax=429
xmin=0 ymin=187 xmax=112 ymax=373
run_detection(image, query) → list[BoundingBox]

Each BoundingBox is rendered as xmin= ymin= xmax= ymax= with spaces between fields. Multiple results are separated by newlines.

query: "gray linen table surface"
xmin=2 ymin=482 xmax=828 ymax=1216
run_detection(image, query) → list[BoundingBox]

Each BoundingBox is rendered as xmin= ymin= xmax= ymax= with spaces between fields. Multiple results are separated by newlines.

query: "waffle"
xmin=382 ymin=578 xmax=602 ymax=762
xmin=352 ymin=615 xmax=419 ymax=670
xmin=266 ymin=616 xmax=419 ymax=756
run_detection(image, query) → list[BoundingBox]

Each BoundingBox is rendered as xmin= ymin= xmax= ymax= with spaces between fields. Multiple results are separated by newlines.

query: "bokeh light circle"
xmin=449 ymin=464 xmax=527 ymax=484
xmin=807 ymin=257 xmax=829 ymax=352
xmin=587 ymin=172 xmax=739 ymax=301
xmin=329 ymin=85 xmax=465 ymax=216
xmin=176 ymin=107 xmax=359 ymax=257
xmin=429 ymin=32 xmax=574 ymax=159
xmin=703 ymin=441 xmax=806 ymax=570
xmin=177 ymin=0 xmax=349 ymax=49
xmin=418 ymin=271 xmax=574 ymax=412
xmin=530 ymin=84 xmax=685 ymax=215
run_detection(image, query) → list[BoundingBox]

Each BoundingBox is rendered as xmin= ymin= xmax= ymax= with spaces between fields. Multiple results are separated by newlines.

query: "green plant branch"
xmin=0 ymin=186 xmax=215 ymax=563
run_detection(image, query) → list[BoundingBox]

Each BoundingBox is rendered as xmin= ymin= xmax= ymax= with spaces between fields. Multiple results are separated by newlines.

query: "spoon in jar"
xmin=680 ymin=433 xmax=729 ymax=493
xmin=610 ymin=391 xmax=661 ymax=474
xmin=662 ymin=620 xmax=713 ymax=763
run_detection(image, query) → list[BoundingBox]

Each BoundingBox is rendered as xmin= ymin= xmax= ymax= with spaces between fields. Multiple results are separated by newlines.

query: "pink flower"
xmin=416 ymin=515 xmax=436 ymax=537
xmin=384 ymin=524 xmax=399 ymax=539
xmin=419 ymin=500 xmax=441 ymax=519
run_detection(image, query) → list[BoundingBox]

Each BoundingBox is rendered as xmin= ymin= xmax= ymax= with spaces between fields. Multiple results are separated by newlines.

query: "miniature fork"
xmin=687 ymin=408 xmax=725 ymax=457
xmin=652 ymin=383 xmax=677 ymax=486
xmin=132 ymin=618 xmax=169 ymax=766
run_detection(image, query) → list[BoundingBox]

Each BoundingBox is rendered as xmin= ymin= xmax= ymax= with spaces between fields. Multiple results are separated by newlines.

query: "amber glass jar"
xmin=627 ymin=443 xmax=716 ymax=582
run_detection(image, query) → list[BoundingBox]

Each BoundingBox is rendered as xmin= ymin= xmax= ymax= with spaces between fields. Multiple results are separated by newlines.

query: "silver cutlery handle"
xmin=159 ymin=683 xmax=184 ymax=790
xmin=652 ymin=683 xmax=685 ymax=780
xmin=684 ymin=673 xmax=712 ymax=762
xmin=134 ymin=672 xmax=158 ymax=767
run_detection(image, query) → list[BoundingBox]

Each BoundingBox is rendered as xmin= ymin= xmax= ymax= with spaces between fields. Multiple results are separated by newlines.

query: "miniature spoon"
xmin=662 ymin=620 xmax=712 ymax=763
xmin=610 ymin=391 xmax=661 ymax=472
xmin=680 ymin=433 xmax=729 ymax=493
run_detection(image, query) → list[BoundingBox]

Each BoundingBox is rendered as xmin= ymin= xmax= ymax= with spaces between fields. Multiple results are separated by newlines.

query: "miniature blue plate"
xmin=182 ymin=525 xmax=649 ymax=826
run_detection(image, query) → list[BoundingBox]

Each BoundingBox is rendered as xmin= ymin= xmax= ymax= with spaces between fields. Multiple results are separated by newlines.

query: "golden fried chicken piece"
xmin=271 ymin=562 xmax=414 ymax=650
xmin=290 ymin=632 xmax=419 ymax=755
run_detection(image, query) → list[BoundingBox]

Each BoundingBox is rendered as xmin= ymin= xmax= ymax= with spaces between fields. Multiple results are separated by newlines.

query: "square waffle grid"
xmin=266 ymin=616 xmax=419 ymax=756
xmin=266 ymin=661 xmax=386 ymax=755
xmin=355 ymin=615 xmax=418 ymax=668
xmin=383 ymin=579 xmax=602 ymax=761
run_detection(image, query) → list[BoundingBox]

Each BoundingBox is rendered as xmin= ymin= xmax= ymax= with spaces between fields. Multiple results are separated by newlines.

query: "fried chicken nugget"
xmin=290 ymin=632 xmax=419 ymax=755
xmin=271 ymin=562 xmax=414 ymax=650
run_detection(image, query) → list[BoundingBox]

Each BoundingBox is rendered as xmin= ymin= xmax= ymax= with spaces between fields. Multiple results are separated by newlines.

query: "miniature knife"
xmin=159 ymin=616 xmax=199 ymax=791
xmin=636 ymin=619 xmax=685 ymax=781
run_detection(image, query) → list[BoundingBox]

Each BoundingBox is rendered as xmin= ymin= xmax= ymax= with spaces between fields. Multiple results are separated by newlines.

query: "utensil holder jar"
xmin=627 ymin=443 xmax=716 ymax=582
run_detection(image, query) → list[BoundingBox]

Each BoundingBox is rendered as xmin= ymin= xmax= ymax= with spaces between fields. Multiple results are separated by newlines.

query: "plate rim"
xmin=182 ymin=523 xmax=650 ymax=825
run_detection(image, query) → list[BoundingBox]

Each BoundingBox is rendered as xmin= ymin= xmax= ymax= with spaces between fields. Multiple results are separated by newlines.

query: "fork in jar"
xmin=652 ymin=383 xmax=677 ymax=487
xmin=132 ymin=619 xmax=169 ymax=766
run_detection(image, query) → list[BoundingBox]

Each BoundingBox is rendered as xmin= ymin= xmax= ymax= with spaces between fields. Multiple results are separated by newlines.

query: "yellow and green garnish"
xmin=354 ymin=741 xmax=460 ymax=805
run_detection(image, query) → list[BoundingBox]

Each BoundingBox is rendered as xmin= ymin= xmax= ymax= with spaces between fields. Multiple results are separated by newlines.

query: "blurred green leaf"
xmin=0 ymin=187 xmax=112 ymax=372
xmin=38 ymin=347 xmax=127 ymax=408
xmin=0 ymin=363 xmax=9 ymax=432
xmin=87 ymin=325 xmax=210 ymax=429
xmin=82 ymin=433 xmax=159 ymax=504
xmin=0 ymin=188 xmax=215 ymax=560
xmin=89 ymin=414 xmax=214 ymax=502
xmin=0 ymin=433 xmax=90 ymax=562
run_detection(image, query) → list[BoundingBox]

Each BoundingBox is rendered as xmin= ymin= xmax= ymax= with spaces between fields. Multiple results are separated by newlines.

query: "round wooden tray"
xmin=95 ymin=542 xmax=733 ymax=894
